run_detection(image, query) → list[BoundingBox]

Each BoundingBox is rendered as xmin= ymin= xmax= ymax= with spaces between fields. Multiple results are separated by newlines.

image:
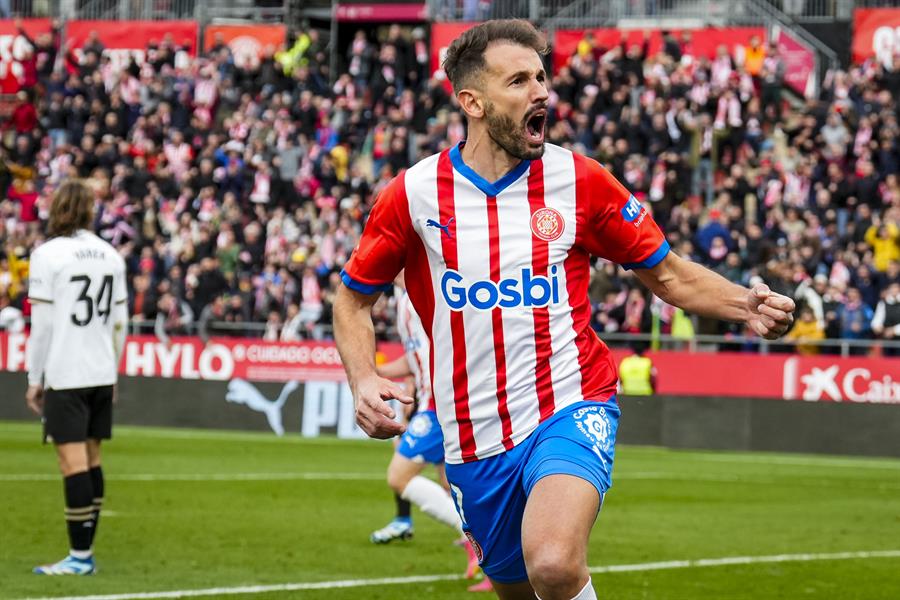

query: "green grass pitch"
xmin=2 ymin=420 xmax=899 ymax=599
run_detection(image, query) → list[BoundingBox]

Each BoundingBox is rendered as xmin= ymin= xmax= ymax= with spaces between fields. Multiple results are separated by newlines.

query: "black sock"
xmin=89 ymin=466 xmax=104 ymax=545
xmin=64 ymin=472 xmax=94 ymax=553
xmin=395 ymin=492 xmax=411 ymax=520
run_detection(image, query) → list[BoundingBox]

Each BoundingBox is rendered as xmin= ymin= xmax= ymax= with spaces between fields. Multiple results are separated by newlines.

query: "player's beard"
xmin=484 ymin=100 xmax=545 ymax=161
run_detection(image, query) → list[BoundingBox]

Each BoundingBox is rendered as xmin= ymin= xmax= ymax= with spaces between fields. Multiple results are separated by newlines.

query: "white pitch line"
xmin=20 ymin=550 xmax=900 ymax=600
xmin=589 ymin=549 xmax=900 ymax=573
xmin=4 ymin=471 xmax=900 ymax=489
xmin=614 ymin=472 xmax=900 ymax=489
xmin=0 ymin=473 xmax=383 ymax=482
xmin=0 ymin=472 xmax=749 ymax=483
xmin=685 ymin=453 xmax=900 ymax=470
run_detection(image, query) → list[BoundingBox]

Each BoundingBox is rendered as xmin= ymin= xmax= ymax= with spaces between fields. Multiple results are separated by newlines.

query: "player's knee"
xmin=525 ymin=542 xmax=586 ymax=596
xmin=55 ymin=443 xmax=89 ymax=476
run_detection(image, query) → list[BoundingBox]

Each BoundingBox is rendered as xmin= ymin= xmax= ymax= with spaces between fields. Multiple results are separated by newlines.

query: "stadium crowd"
xmin=0 ymin=22 xmax=898 ymax=354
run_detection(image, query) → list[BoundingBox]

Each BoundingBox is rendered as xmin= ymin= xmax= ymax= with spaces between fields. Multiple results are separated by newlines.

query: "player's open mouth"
xmin=525 ymin=110 xmax=546 ymax=144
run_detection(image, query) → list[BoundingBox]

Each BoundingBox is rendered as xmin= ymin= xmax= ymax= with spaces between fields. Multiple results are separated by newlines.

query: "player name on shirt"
xmin=73 ymin=248 xmax=108 ymax=261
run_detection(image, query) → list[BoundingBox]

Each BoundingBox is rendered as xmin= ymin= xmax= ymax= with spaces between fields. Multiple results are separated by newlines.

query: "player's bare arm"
xmin=333 ymin=285 xmax=413 ymax=439
xmin=634 ymin=252 xmax=796 ymax=340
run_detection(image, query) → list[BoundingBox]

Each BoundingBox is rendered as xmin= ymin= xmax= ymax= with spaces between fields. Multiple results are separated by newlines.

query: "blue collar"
xmin=449 ymin=142 xmax=531 ymax=197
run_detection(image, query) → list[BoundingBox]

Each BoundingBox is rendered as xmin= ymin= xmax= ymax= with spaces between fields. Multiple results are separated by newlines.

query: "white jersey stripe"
xmin=543 ymin=147 xmax=585 ymax=411
xmin=455 ymin=172 xmax=503 ymax=460
xmin=494 ymin=174 xmax=542 ymax=446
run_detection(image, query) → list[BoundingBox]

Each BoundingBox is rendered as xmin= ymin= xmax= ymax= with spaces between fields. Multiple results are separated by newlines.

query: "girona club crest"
xmin=530 ymin=207 xmax=565 ymax=242
xmin=465 ymin=531 xmax=483 ymax=563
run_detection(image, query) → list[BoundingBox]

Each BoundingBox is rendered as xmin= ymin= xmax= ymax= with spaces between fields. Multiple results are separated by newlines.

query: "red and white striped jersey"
xmin=343 ymin=143 xmax=668 ymax=464
xmin=395 ymin=290 xmax=434 ymax=413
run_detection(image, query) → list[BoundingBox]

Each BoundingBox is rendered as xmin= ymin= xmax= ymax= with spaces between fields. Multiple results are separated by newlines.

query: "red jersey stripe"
xmin=437 ymin=150 xmax=477 ymax=461
xmin=570 ymin=154 xmax=618 ymax=400
xmin=486 ymin=196 xmax=515 ymax=450
xmin=526 ymin=159 xmax=556 ymax=421
xmin=397 ymin=176 xmax=438 ymax=413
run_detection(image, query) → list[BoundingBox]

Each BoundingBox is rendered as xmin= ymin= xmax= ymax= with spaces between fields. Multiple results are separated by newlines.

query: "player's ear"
xmin=457 ymin=88 xmax=484 ymax=120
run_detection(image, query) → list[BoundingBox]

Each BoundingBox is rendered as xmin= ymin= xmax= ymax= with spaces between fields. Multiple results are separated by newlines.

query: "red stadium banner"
xmin=2 ymin=332 xmax=898 ymax=402
xmin=65 ymin=20 xmax=198 ymax=71
xmin=431 ymin=22 xmax=476 ymax=91
xmin=852 ymin=8 xmax=900 ymax=67
xmin=773 ymin=25 xmax=817 ymax=98
xmin=0 ymin=333 xmax=402 ymax=383
xmin=606 ymin=350 xmax=900 ymax=403
xmin=203 ymin=24 xmax=285 ymax=69
xmin=335 ymin=3 xmax=428 ymax=22
xmin=0 ymin=18 xmax=52 ymax=91
xmin=553 ymin=27 xmax=766 ymax=73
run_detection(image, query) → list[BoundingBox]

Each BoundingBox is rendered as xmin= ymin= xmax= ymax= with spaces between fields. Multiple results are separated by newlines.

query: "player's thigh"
xmin=519 ymin=401 xmax=619 ymax=574
xmin=55 ymin=442 xmax=90 ymax=476
xmin=521 ymin=474 xmax=599 ymax=570
xmin=386 ymin=452 xmax=426 ymax=492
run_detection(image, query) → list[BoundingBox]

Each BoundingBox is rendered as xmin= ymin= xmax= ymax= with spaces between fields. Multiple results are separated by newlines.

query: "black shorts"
xmin=43 ymin=385 xmax=114 ymax=444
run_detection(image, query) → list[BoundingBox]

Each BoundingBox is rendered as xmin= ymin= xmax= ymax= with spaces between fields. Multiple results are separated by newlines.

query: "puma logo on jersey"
xmin=426 ymin=217 xmax=455 ymax=239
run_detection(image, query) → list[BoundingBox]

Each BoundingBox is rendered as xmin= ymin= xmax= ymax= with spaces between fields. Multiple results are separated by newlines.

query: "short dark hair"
xmin=442 ymin=19 xmax=548 ymax=93
xmin=48 ymin=179 xmax=94 ymax=237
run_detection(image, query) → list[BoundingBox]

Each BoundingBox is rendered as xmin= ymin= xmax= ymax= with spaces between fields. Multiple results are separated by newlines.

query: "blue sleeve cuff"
xmin=340 ymin=270 xmax=392 ymax=295
xmin=622 ymin=240 xmax=671 ymax=271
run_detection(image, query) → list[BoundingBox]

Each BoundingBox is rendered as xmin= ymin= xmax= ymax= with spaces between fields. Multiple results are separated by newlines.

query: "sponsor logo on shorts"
xmin=408 ymin=413 xmax=432 ymax=437
xmin=573 ymin=405 xmax=613 ymax=458
xmin=465 ymin=531 xmax=483 ymax=563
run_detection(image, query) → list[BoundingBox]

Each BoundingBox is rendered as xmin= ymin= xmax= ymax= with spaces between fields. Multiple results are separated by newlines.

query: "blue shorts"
xmin=397 ymin=410 xmax=445 ymax=464
xmin=445 ymin=399 xmax=620 ymax=584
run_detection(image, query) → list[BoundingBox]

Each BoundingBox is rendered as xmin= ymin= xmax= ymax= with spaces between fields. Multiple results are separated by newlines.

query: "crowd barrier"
xmin=2 ymin=373 xmax=897 ymax=458
xmin=2 ymin=333 xmax=898 ymax=402
xmin=2 ymin=333 xmax=898 ymax=457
